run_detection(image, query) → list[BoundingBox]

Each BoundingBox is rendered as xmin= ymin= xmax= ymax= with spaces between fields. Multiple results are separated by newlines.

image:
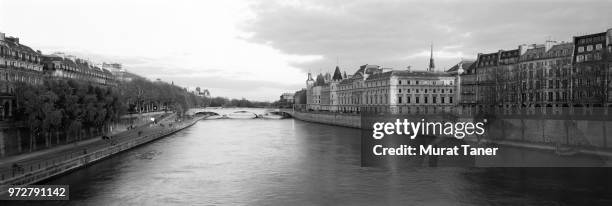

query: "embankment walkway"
xmin=0 ymin=113 xmax=204 ymax=184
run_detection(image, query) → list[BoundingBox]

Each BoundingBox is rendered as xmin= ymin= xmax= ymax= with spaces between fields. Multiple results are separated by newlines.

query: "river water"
xmin=18 ymin=109 xmax=612 ymax=205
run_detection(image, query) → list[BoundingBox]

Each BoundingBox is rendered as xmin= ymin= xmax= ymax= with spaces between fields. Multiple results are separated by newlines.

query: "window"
xmin=416 ymin=97 xmax=420 ymax=104
xmin=596 ymin=44 xmax=603 ymax=50
xmin=432 ymin=96 xmax=437 ymax=104
xmin=424 ymin=96 xmax=428 ymax=104
xmin=398 ymin=96 xmax=402 ymax=104
xmin=449 ymin=97 xmax=453 ymax=104
xmin=578 ymin=46 xmax=584 ymax=53
xmin=587 ymin=45 xmax=593 ymax=52
xmin=548 ymin=92 xmax=553 ymax=101
xmin=595 ymin=53 xmax=602 ymax=60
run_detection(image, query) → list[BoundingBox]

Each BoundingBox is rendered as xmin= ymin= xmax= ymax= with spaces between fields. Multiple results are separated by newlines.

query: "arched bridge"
xmin=186 ymin=107 xmax=293 ymax=117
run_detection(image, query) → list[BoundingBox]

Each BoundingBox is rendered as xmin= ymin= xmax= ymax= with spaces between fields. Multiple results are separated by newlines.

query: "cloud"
xmin=2 ymin=0 xmax=611 ymax=101
xmin=242 ymin=0 xmax=612 ymax=74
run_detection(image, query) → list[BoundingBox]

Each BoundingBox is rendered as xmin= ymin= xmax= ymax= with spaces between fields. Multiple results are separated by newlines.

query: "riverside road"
xmin=0 ymin=112 xmax=183 ymax=180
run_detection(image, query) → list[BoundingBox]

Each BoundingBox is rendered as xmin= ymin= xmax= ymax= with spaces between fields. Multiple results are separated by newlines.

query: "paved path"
xmin=0 ymin=113 xmax=182 ymax=180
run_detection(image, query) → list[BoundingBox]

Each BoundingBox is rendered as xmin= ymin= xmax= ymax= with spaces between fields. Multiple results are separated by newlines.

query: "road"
xmin=0 ymin=113 xmax=181 ymax=181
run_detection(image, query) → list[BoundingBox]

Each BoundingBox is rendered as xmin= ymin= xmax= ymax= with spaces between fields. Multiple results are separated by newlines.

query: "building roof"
xmin=476 ymin=52 xmax=500 ymax=67
xmin=391 ymin=70 xmax=452 ymax=78
xmin=332 ymin=66 xmax=343 ymax=81
xmin=545 ymin=42 xmax=573 ymax=58
xmin=314 ymin=73 xmax=326 ymax=86
xmin=500 ymin=49 xmax=520 ymax=59
xmin=446 ymin=60 xmax=475 ymax=73
xmin=354 ymin=64 xmax=381 ymax=76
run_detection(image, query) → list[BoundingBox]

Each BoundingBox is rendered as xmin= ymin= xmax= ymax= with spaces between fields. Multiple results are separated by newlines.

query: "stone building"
xmin=102 ymin=62 xmax=131 ymax=82
xmin=474 ymin=51 xmax=501 ymax=105
xmin=572 ymin=29 xmax=612 ymax=107
xmin=0 ymin=32 xmax=45 ymax=120
xmin=337 ymin=64 xmax=381 ymax=112
xmin=447 ymin=59 xmax=474 ymax=105
xmin=460 ymin=41 xmax=573 ymax=110
xmin=42 ymin=53 xmax=115 ymax=86
xmin=293 ymin=89 xmax=307 ymax=106
xmin=331 ymin=64 xmax=456 ymax=114
xmin=329 ymin=66 xmax=343 ymax=112
xmin=517 ymin=42 xmax=573 ymax=107
xmin=381 ymin=70 xmax=455 ymax=114
xmin=280 ymin=93 xmax=294 ymax=103
xmin=458 ymin=60 xmax=478 ymax=106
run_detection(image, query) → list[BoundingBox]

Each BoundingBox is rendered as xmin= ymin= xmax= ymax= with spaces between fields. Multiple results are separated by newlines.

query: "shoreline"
xmin=0 ymin=115 xmax=206 ymax=189
xmin=290 ymin=110 xmax=612 ymax=158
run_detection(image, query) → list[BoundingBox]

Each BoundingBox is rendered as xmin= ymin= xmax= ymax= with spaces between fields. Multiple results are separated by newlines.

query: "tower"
xmin=306 ymin=72 xmax=315 ymax=88
xmin=332 ymin=66 xmax=343 ymax=81
xmin=428 ymin=43 xmax=435 ymax=72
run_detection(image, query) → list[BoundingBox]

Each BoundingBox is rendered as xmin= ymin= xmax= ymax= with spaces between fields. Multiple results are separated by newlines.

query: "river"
xmin=16 ymin=108 xmax=612 ymax=205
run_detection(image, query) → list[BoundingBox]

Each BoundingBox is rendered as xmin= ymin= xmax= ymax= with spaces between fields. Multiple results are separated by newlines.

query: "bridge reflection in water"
xmin=21 ymin=108 xmax=612 ymax=205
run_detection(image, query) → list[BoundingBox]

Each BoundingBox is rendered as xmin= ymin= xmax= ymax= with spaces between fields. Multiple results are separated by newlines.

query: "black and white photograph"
xmin=1 ymin=0 xmax=612 ymax=205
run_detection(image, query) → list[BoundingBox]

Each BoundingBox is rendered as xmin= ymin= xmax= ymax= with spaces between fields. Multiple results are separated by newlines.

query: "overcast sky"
xmin=1 ymin=0 xmax=611 ymax=101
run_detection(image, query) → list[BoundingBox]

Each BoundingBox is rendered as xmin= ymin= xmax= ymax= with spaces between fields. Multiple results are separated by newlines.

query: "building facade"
xmin=102 ymin=62 xmax=131 ymax=82
xmin=572 ymin=29 xmax=612 ymax=106
xmin=42 ymin=54 xmax=115 ymax=86
xmin=0 ymin=32 xmax=45 ymax=120
xmin=304 ymin=63 xmax=456 ymax=114
xmin=516 ymin=42 xmax=573 ymax=107
xmin=280 ymin=93 xmax=294 ymax=103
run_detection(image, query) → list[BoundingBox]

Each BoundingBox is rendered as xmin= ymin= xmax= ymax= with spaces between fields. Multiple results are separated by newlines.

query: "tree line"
xmin=208 ymin=96 xmax=271 ymax=108
xmin=12 ymin=78 xmax=206 ymax=151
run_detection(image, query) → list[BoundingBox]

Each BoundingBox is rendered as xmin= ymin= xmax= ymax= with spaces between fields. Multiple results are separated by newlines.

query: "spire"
xmin=332 ymin=65 xmax=342 ymax=81
xmin=428 ymin=43 xmax=435 ymax=72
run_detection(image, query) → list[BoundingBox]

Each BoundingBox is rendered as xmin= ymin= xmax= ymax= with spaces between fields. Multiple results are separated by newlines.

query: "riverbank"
xmin=0 ymin=114 xmax=207 ymax=189
xmin=291 ymin=111 xmax=360 ymax=128
xmin=290 ymin=110 xmax=612 ymax=158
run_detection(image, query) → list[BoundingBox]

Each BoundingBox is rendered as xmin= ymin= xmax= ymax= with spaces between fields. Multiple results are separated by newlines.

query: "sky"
xmin=1 ymin=0 xmax=611 ymax=101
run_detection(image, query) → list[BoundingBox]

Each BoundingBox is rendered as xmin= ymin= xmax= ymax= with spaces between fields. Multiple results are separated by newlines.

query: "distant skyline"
xmin=1 ymin=0 xmax=611 ymax=101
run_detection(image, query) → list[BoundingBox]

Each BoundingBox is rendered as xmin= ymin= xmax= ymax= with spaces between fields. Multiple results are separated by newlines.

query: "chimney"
xmin=0 ymin=32 xmax=4 ymax=41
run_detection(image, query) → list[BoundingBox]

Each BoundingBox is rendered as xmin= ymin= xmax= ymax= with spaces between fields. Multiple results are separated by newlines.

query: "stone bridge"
xmin=186 ymin=107 xmax=293 ymax=117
